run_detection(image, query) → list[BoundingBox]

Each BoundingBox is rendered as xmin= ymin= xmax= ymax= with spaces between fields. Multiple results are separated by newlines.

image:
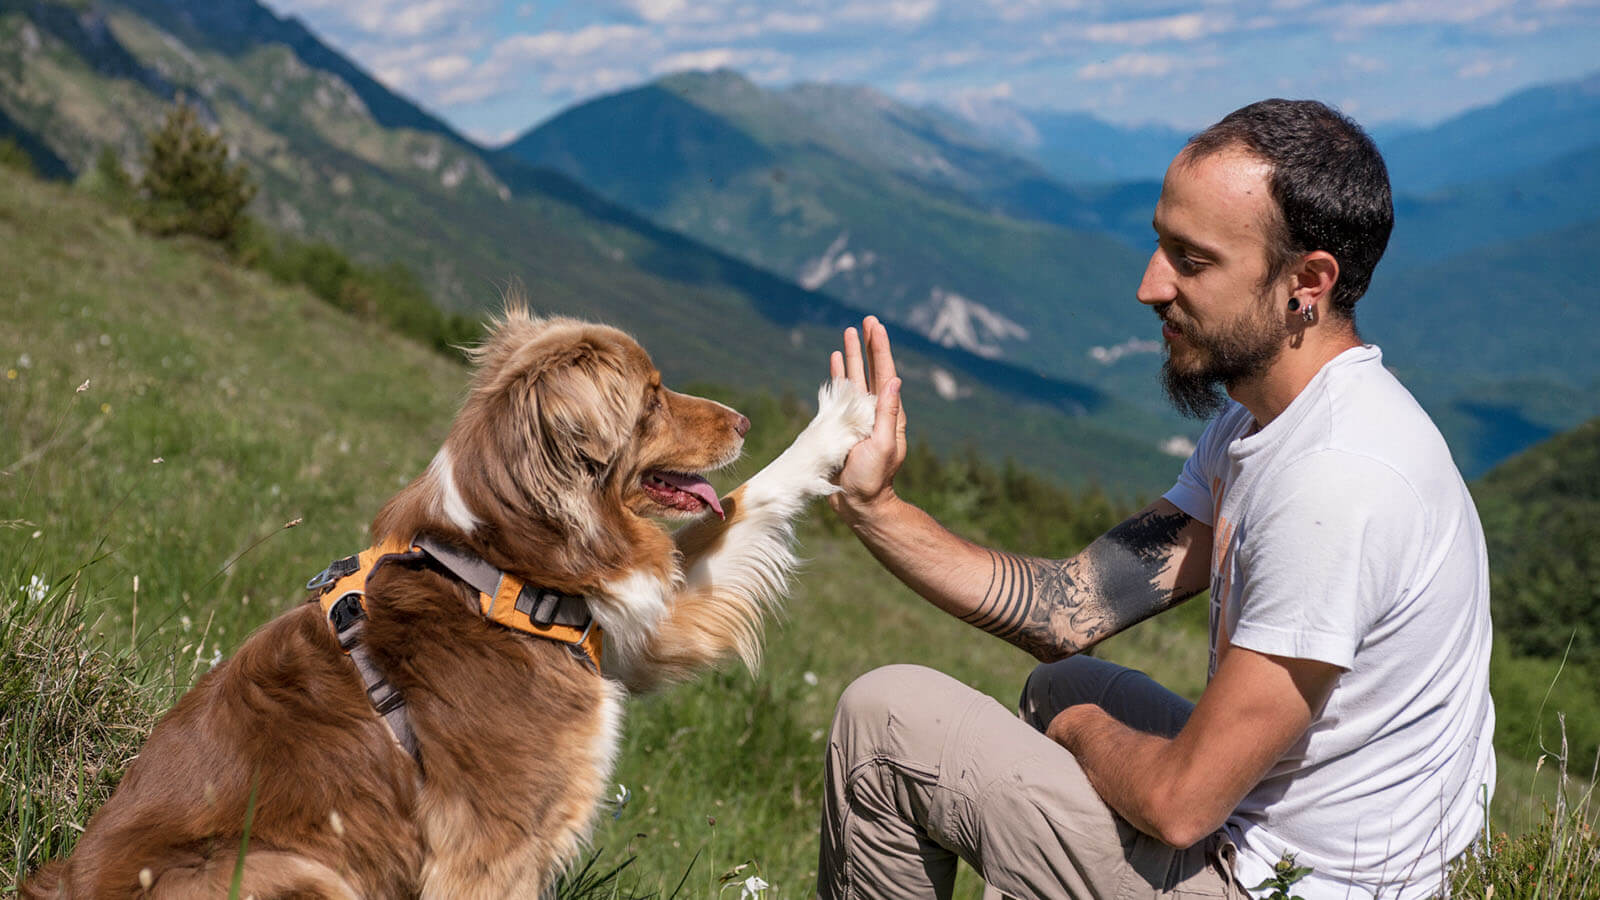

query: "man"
xmin=817 ymin=99 xmax=1495 ymax=900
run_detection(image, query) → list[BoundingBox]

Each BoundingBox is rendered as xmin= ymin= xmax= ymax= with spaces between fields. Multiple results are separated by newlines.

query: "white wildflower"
xmin=209 ymin=647 xmax=223 ymax=668
xmin=21 ymin=574 xmax=47 ymax=602
xmin=740 ymin=875 xmax=770 ymax=899
xmin=180 ymin=615 xmax=193 ymax=632
xmin=802 ymin=670 xmax=819 ymax=686
xmin=610 ymin=783 xmax=631 ymax=819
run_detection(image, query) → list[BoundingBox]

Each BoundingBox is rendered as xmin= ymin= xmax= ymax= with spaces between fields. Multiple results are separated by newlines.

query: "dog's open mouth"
xmin=641 ymin=470 xmax=725 ymax=519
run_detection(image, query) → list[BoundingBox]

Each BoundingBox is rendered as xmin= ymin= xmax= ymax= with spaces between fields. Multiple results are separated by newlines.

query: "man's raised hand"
xmin=827 ymin=317 xmax=906 ymax=523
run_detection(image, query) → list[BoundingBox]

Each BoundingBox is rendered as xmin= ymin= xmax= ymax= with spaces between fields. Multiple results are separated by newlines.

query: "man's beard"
xmin=1159 ymin=296 xmax=1288 ymax=419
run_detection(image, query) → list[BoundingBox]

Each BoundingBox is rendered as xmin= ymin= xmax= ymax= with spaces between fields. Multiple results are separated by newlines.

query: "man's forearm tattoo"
xmin=961 ymin=508 xmax=1196 ymax=660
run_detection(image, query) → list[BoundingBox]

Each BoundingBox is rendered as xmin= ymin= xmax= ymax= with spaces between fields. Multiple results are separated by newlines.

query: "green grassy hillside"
xmin=3 ymin=171 xmax=1594 ymax=897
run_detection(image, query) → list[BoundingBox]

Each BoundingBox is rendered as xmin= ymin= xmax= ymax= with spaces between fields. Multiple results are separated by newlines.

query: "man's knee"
xmin=1019 ymin=655 xmax=1124 ymax=731
xmin=834 ymin=664 xmax=941 ymax=731
xmin=830 ymin=664 xmax=970 ymax=764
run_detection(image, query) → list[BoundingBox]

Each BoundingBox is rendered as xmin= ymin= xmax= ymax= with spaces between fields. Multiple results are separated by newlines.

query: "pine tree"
xmin=136 ymin=103 xmax=256 ymax=243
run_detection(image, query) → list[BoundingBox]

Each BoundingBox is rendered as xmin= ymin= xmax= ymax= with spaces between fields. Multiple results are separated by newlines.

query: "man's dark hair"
xmin=1184 ymin=99 xmax=1393 ymax=320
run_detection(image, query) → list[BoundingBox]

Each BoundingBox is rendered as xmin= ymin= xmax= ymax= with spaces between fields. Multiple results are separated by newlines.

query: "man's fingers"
xmin=872 ymin=377 xmax=902 ymax=447
xmin=829 ymin=350 xmax=845 ymax=380
xmin=843 ymin=327 xmax=867 ymax=390
xmin=864 ymin=317 xmax=898 ymax=395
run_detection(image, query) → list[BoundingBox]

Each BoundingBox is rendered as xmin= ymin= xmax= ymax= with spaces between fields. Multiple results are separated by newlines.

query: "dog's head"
xmin=376 ymin=305 xmax=748 ymax=559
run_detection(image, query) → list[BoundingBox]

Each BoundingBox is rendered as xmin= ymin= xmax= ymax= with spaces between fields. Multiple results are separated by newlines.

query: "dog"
xmin=23 ymin=305 xmax=875 ymax=898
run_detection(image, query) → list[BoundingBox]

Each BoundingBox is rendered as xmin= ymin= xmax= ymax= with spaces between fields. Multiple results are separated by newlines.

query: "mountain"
xmin=1379 ymin=71 xmax=1600 ymax=193
xmin=1362 ymin=216 xmax=1600 ymax=471
xmin=0 ymin=0 xmax=1183 ymax=491
xmin=940 ymin=101 xmax=1189 ymax=185
xmin=1384 ymin=143 xmax=1600 ymax=268
xmin=502 ymin=70 xmax=1168 ymax=392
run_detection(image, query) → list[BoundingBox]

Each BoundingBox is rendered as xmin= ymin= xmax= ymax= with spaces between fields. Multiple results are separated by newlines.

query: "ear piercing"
xmin=1288 ymin=297 xmax=1314 ymax=323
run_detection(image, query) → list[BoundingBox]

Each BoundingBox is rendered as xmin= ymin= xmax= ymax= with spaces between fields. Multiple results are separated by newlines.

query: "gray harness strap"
xmin=415 ymin=535 xmax=593 ymax=631
xmin=310 ymin=536 xmax=598 ymax=764
xmin=326 ymin=591 xmax=418 ymax=758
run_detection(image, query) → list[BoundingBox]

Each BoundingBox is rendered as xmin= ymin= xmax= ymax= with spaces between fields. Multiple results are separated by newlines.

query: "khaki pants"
xmin=818 ymin=658 xmax=1244 ymax=900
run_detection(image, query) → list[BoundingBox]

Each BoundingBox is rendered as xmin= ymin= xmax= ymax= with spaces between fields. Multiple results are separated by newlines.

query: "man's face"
xmin=1138 ymin=147 xmax=1291 ymax=418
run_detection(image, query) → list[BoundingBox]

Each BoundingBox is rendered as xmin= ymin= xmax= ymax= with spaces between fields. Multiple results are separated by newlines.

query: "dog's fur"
xmin=22 ymin=307 xmax=874 ymax=899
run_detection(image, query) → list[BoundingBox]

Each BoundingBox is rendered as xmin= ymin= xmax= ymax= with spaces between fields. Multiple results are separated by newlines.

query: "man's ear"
xmin=1293 ymin=251 xmax=1339 ymax=306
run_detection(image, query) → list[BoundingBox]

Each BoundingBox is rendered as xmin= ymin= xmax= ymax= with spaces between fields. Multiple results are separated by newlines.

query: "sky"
xmin=257 ymin=0 xmax=1600 ymax=147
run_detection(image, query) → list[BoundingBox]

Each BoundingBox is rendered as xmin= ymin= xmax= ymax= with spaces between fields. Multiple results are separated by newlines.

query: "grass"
xmin=2 ymin=167 xmax=1597 ymax=898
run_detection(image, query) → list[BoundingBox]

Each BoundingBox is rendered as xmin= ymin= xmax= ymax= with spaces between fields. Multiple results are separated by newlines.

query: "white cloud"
xmin=1077 ymin=52 xmax=1219 ymax=80
xmin=624 ymin=0 xmax=690 ymax=23
xmin=489 ymin=24 xmax=653 ymax=63
xmin=763 ymin=11 xmax=828 ymax=33
xmin=651 ymin=47 xmax=791 ymax=75
xmin=420 ymin=54 xmax=472 ymax=81
xmin=1343 ymin=53 xmax=1389 ymax=73
xmin=1080 ymin=12 xmax=1228 ymax=44
xmin=836 ymin=0 xmax=942 ymax=27
xmin=1329 ymin=0 xmax=1516 ymax=28
xmin=1457 ymin=55 xmax=1517 ymax=77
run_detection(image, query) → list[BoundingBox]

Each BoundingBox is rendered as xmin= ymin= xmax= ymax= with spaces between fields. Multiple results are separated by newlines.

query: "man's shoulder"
xmin=1312 ymin=347 xmax=1458 ymax=479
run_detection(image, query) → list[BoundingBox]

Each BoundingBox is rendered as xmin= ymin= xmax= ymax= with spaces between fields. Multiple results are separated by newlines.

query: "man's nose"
xmin=1136 ymin=248 xmax=1175 ymax=306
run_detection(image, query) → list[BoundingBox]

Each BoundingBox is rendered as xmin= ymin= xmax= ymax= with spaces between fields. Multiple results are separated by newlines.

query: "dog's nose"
xmin=734 ymin=415 xmax=751 ymax=437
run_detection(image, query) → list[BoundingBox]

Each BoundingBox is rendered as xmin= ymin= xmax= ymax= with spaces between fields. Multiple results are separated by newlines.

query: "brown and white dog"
xmin=23 ymin=306 xmax=874 ymax=899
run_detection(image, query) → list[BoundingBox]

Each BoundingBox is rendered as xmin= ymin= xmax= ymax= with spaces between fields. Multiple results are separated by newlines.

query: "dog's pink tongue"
xmin=655 ymin=471 xmax=725 ymax=519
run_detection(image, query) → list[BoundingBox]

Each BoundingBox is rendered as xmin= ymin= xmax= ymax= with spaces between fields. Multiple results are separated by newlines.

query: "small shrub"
xmin=0 ymin=137 xmax=36 ymax=177
xmin=136 ymin=103 xmax=257 ymax=244
xmin=81 ymin=145 xmax=136 ymax=209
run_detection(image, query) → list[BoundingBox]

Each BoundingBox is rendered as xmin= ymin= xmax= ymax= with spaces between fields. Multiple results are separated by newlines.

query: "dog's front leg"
xmin=613 ymin=378 xmax=874 ymax=691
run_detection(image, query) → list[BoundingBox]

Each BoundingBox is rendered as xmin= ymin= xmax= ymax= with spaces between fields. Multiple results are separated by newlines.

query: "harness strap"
xmin=327 ymin=592 xmax=418 ymax=758
xmin=305 ymin=535 xmax=605 ymax=760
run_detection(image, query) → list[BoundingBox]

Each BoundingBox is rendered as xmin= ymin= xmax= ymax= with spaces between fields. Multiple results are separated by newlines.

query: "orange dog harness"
xmin=306 ymin=535 xmax=604 ymax=757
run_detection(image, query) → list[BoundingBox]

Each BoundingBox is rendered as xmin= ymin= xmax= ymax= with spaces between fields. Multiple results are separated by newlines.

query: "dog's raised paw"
xmin=799 ymin=377 xmax=875 ymax=470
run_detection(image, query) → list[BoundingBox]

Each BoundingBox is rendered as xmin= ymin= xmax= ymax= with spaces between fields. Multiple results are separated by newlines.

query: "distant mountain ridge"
xmin=1378 ymin=71 xmax=1600 ymax=193
xmin=0 ymin=0 xmax=1183 ymax=490
xmin=502 ymin=69 xmax=1167 ymax=392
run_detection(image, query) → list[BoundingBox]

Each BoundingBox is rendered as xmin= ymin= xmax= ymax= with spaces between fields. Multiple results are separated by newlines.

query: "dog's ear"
xmin=513 ymin=339 xmax=640 ymax=482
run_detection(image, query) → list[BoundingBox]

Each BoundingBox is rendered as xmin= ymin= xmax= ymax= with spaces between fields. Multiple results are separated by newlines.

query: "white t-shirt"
xmin=1163 ymin=345 xmax=1495 ymax=899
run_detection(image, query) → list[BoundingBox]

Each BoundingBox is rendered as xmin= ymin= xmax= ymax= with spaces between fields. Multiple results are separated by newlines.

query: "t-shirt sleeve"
xmin=1229 ymin=450 xmax=1424 ymax=670
xmin=1162 ymin=414 xmax=1236 ymax=526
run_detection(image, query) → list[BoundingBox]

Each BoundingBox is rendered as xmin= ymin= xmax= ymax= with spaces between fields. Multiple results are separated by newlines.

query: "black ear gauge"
xmin=1287 ymin=297 xmax=1301 ymax=312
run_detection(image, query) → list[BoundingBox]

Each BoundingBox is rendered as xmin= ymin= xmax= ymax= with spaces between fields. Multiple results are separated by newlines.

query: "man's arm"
xmin=846 ymin=494 xmax=1210 ymax=660
xmin=829 ymin=319 xmax=1212 ymax=660
xmin=1049 ymin=647 xmax=1341 ymax=847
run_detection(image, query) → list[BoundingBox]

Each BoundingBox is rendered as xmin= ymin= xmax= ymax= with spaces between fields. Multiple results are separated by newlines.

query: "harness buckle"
xmin=307 ymin=555 xmax=361 ymax=592
xmin=328 ymin=591 xmax=366 ymax=642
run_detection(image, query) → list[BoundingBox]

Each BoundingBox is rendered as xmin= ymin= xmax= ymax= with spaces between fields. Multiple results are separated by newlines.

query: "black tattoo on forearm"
xmin=963 ymin=508 xmax=1198 ymax=660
